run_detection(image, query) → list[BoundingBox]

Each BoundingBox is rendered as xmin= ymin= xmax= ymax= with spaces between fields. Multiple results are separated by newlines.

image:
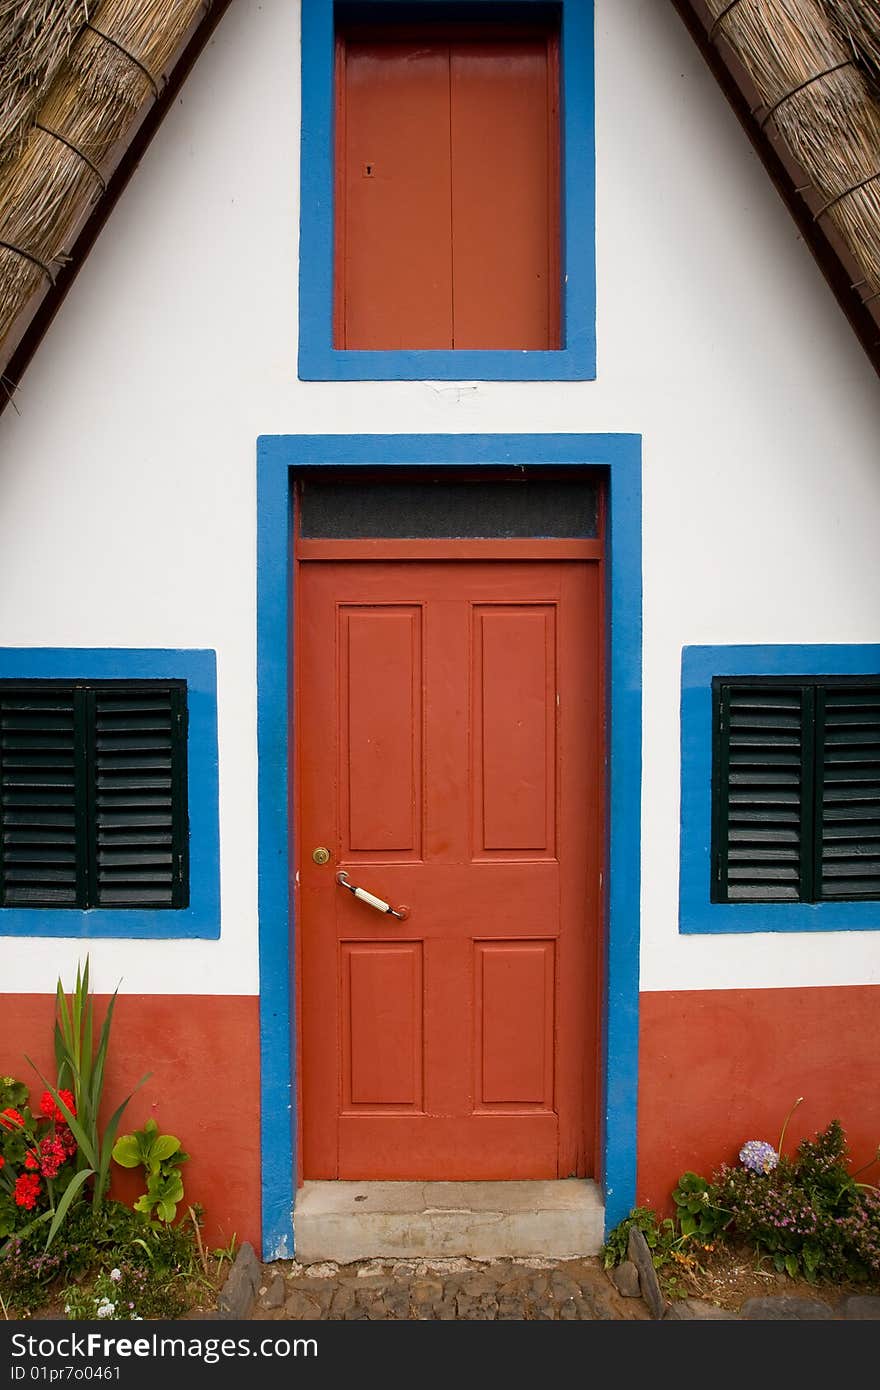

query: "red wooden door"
xmin=334 ymin=26 xmax=560 ymax=350
xmin=297 ymin=558 xmax=601 ymax=1179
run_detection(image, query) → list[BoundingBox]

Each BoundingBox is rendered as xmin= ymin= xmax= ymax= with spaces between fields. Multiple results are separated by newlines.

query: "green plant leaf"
xmin=88 ymin=988 xmax=119 ymax=1124
xmin=95 ymin=1076 xmax=151 ymax=1207
xmin=152 ymin=1136 xmax=182 ymax=1162
xmin=44 ymin=1168 xmax=94 ymax=1251
xmin=111 ymin=1135 xmax=143 ymax=1168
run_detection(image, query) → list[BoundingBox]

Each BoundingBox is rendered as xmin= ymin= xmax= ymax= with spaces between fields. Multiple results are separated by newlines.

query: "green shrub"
xmin=604 ymin=1116 xmax=880 ymax=1291
xmin=711 ymin=1120 xmax=880 ymax=1284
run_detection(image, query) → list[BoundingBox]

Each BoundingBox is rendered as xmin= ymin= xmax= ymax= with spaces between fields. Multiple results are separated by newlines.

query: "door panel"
xmin=474 ymin=605 xmax=556 ymax=853
xmin=297 ymin=559 xmax=601 ymax=1179
xmin=343 ymin=606 xmax=422 ymax=855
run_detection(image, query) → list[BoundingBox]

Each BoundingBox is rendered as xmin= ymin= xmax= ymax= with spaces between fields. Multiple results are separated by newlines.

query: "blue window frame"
xmin=680 ymin=644 xmax=880 ymax=934
xmin=298 ymin=0 xmax=596 ymax=381
xmin=0 ymin=649 xmax=220 ymax=939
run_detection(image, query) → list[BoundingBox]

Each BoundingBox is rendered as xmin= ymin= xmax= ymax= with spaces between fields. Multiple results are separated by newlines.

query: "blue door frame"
xmin=256 ymin=433 xmax=642 ymax=1259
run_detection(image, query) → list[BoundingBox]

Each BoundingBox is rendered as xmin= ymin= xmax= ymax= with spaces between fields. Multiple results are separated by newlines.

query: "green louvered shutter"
xmin=815 ymin=683 xmax=880 ymax=901
xmin=0 ymin=686 xmax=83 ymax=906
xmin=91 ymin=685 xmax=189 ymax=908
xmin=0 ymin=680 xmax=188 ymax=910
xmin=712 ymin=683 xmax=810 ymax=902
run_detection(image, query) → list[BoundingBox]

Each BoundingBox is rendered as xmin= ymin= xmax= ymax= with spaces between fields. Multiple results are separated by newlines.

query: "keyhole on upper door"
xmin=364 ymin=163 xmax=374 ymax=177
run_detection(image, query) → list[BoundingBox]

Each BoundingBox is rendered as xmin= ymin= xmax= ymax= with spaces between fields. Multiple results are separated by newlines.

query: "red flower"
xmin=0 ymin=1107 xmax=23 ymax=1131
xmin=38 ymin=1136 xmax=67 ymax=1179
xmin=24 ymin=1151 xmax=39 ymax=1170
xmin=13 ymin=1173 xmax=41 ymax=1209
xmin=58 ymin=1125 xmax=77 ymax=1158
xmin=0 ymin=1155 xmax=5 ymax=1169
xmin=40 ymin=1090 xmax=76 ymax=1123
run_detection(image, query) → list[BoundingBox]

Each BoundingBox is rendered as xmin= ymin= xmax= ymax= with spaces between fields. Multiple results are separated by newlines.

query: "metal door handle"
xmin=336 ymin=870 xmax=409 ymax=920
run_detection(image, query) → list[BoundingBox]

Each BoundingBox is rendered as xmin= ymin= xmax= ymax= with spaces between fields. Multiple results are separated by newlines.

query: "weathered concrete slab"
xmin=293 ymin=1179 xmax=604 ymax=1264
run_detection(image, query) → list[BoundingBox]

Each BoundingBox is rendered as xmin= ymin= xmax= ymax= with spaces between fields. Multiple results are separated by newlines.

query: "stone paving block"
xmin=365 ymin=1300 xmax=390 ymax=1319
xmin=496 ymin=1295 xmax=525 ymax=1320
xmin=457 ymin=1273 xmax=496 ymax=1297
xmin=298 ymin=1283 xmax=334 ymax=1312
xmin=550 ymin=1271 xmax=580 ymax=1297
xmin=740 ymin=1295 xmax=835 ymax=1320
xmin=525 ymin=1273 xmax=549 ymax=1298
xmin=842 ymin=1295 xmax=880 ymax=1319
xmin=612 ymin=1260 xmax=641 ymax=1297
xmin=329 ymin=1286 xmax=356 ymax=1317
xmin=283 ymin=1289 xmax=324 ymax=1319
xmin=258 ymin=1273 xmax=286 ymax=1310
xmin=383 ymin=1287 xmax=412 ymax=1319
xmin=573 ymin=1295 xmax=598 ymax=1319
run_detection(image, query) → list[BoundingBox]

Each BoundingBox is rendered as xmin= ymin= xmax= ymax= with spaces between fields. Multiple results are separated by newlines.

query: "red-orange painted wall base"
xmin=0 ymin=994 xmax=260 ymax=1251
xmin=638 ymin=984 xmax=880 ymax=1213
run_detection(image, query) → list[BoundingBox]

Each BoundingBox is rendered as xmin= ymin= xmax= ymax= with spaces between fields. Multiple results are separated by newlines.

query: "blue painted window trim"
xmin=0 ymin=649 xmax=220 ymax=940
xmin=256 ymin=432 xmax=641 ymax=1258
xmin=298 ymin=0 xmax=597 ymax=382
xmin=680 ymin=644 xmax=880 ymax=935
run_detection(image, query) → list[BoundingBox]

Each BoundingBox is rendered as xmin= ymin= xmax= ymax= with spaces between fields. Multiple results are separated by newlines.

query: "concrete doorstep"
xmin=291 ymin=1179 xmax=605 ymax=1265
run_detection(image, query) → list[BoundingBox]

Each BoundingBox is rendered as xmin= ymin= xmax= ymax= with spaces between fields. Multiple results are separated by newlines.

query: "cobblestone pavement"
xmin=246 ymin=1255 xmax=652 ymax=1322
xmin=207 ymin=1245 xmax=880 ymax=1322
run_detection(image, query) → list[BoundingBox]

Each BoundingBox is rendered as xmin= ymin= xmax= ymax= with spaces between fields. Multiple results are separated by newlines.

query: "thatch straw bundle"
xmin=0 ymin=1 xmax=89 ymax=167
xmin=706 ymin=0 xmax=880 ymax=301
xmin=0 ymin=0 xmax=207 ymax=355
xmin=832 ymin=0 xmax=880 ymax=90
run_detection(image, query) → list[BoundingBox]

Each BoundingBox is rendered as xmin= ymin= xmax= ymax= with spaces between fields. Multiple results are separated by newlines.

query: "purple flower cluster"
xmin=739 ymin=1140 xmax=779 ymax=1174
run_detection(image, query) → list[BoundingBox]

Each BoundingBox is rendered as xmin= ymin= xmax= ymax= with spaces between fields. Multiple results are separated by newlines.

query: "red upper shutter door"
xmin=335 ymin=22 xmax=561 ymax=350
xmin=450 ymin=37 xmax=559 ymax=349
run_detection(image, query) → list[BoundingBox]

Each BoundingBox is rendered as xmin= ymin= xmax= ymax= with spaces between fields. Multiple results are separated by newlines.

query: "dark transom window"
xmin=0 ymin=681 xmax=189 ymax=910
xmin=712 ymin=677 xmax=880 ymax=903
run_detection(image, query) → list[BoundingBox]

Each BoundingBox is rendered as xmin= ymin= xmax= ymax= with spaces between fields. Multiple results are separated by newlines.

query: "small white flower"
xmin=96 ymin=1303 xmax=115 ymax=1318
xmin=109 ymin=1268 xmax=122 ymax=1282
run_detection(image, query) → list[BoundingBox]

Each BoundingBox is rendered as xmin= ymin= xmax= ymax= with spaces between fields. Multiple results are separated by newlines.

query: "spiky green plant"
xmin=26 ymin=956 xmax=148 ymax=1246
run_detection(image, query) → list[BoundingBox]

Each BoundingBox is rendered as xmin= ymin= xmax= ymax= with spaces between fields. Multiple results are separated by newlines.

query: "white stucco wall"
xmin=0 ymin=0 xmax=878 ymax=996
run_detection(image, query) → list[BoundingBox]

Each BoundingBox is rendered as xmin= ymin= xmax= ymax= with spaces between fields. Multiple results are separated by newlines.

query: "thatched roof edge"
xmin=672 ymin=0 xmax=880 ymax=380
xmin=0 ymin=0 xmax=233 ymax=414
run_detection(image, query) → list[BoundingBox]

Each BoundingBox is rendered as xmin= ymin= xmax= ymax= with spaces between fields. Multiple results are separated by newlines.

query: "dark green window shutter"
xmin=0 ymin=680 xmax=188 ymax=910
xmin=0 ymin=687 xmax=83 ymax=906
xmin=712 ymin=683 xmax=810 ymax=902
xmin=92 ymin=685 xmax=189 ymax=909
xmin=815 ymin=683 xmax=880 ymax=901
